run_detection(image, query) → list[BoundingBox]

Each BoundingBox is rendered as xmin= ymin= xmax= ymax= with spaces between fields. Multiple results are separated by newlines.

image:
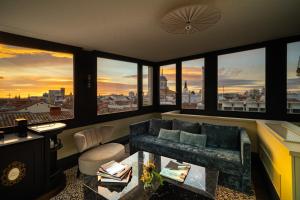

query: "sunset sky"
xmin=1 ymin=42 xmax=299 ymax=99
xmin=0 ymin=43 xmax=73 ymax=98
xmin=160 ymin=64 xmax=176 ymax=91
xmin=218 ymin=48 xmax=265 ymax=94
xmin=182 ymin=58 xmax=204 ymax=93
xmin=97 ymin=58 xmax=137 ymax=96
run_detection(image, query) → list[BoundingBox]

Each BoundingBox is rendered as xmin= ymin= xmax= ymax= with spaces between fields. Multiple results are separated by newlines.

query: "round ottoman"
xmin=78 ymin=143 xmax=125 ymax=176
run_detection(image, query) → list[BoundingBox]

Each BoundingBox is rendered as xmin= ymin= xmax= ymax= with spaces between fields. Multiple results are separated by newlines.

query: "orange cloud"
xmin=218 ymin=87 xmax=250 ymax=94
xmin=97 ymin=81 xmax=136 ymax=96
xmin=37 ymin=78 xmax=72 ymax=82
xmin=182 ymin=66 xmax=203 ymax=76
xmin=161 ymin=66 xmax=175 ymax=75
xmin=97 ymin=76 xmax=112 ymax=82
xmin=0 ymin=44 xmax=72 ymax=59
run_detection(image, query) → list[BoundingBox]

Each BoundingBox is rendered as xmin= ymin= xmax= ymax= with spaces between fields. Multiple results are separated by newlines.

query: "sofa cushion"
xmin=149 ymin=119 xmax=172 ymax=136
xmin=131 ymin=135 xmax=242 ymax=175
xmin=180 ymin=131 xmax=206 ymax=148
xmin=172 ymin=119 xmax=201 ymax=134
xmin=158 ymin=128 xmax=180 ymax=142
xmin=202 ymin=123 xmax=240 ymax=150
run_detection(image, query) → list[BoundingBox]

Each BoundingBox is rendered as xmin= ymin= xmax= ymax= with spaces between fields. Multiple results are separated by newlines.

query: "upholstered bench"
xmin=74 ymin=126 xmax=125 ymax=176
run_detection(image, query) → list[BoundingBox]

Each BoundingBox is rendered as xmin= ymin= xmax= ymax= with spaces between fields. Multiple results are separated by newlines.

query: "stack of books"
xmin=97 ymin=160 xmax=132 ymax=185
xmin=160 ymin=161 xmax=191 ymax=183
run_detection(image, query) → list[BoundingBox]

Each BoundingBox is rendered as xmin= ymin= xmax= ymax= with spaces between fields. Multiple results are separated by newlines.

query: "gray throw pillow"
xmin=149 ymin=119 xmax=172 ymax=136
xmin=202 ymin=123 xmax=240 ymax=150
xmin=180 ymin=131 xmax=207 ymax=148
xmin=172 ymin=119 xmax=201 ymax=134
xmin=158 ymin=128 xmax=180 ymax=143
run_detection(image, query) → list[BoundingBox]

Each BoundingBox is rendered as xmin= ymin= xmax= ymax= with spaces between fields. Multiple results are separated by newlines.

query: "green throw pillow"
xmin=180 ymin=131 xmax=207 ymax=148
xmin=158 ymin=128 xmax=180 ymax=142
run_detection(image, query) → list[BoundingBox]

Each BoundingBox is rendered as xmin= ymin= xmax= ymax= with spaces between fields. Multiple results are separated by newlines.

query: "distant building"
xmin=160 ymin=72 xmax=176 ymax=104
xmin=48 ymin=88 xmax=65 ymax=105
xmin=218 ymin=87 xmax=266 ymax=112
xmin=182 ymin=80 xmax=204 ymax=109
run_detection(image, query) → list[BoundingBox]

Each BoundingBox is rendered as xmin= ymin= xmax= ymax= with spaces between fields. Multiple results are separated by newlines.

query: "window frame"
xmin=159 ymin=63 xmax=178 ymax=107
xmin=181 ymin=57 xmax=205 ymax=110
xmin=96 ymin=57 xmax=139 ymax=116
xmin=179 ymin=44 xmax=270 ymax=120
xmin=93 ymin=51 xmax=155 ymax=122
xmin=216 ymin=47 xmax=267 ymax=114
xmin=0 ymin=40 xmax=76 ymax=129
xmin=286 ymin=40 xmax=300 ymax=115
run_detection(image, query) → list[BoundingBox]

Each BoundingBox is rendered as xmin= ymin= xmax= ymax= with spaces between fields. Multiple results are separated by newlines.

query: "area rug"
xmin=51 ymin=166 xmax=255 ymax=200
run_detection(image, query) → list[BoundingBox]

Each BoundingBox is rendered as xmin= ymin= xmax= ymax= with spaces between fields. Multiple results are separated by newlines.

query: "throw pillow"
xmin=149 ymin=119 xmax=172 ymax=136
xmin=158 ymin=128 xmax=180 ymax=143
xmin=172 ymin=119 xmax=201 ymax=134
xmin=202 ymin=123 xmax=240 ymax=150
xmin=180 ymin=131 xmax=207 ymax=148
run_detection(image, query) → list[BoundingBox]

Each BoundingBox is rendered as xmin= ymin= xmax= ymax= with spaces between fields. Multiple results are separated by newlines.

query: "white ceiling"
xmin=0 ymin=0 xmax=300 ymax=62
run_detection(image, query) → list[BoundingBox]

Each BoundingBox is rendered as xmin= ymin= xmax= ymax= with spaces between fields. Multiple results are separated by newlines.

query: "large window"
xmin=287 ymin=41 xmax=300 ymax=114
xmin=218 ymin=48 xmax=266 ymax=112
xmin=143 ymin=66 xmax=153 ymax=106
xmin=182 ymin=58 xmax=205 ymax=109
xmin=0 ymin=43 xmax=74 ymax=128
xmin=97 ymin=58 xmax=138 ymax=115
xmin=160 ymin=64 xmax=176 ymax=105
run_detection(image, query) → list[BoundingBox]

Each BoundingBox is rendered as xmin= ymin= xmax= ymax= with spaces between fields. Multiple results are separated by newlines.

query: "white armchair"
xmin=73 ymin=125 xmax=125 ymax=176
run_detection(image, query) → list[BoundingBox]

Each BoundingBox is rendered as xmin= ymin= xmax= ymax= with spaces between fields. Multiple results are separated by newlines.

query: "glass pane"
xmin=143 ymin=66 xmax=153 ymax=106
xmin=97 ymin=58 xmax=138 ymax=115
xmin=160 ymin=64 xmax=176 ymax=105
xmin=0 ymin=43 xmax=74 ymax=128
xmin=287 ymin=41 xmax=300 ymax=114
xmin=218 ymin=48 xmax=266 ymax=112
xmin=182 ymin=58 xmax=205 ymax=109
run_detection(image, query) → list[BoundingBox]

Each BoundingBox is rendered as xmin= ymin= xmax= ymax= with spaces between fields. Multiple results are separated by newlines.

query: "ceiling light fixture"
xmin=161 ymin=4 xmax=221 ymax=34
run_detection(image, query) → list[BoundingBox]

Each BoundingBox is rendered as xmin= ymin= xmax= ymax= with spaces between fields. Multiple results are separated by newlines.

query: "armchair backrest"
xmin=73 ymin=125 xmax=114 ymax=153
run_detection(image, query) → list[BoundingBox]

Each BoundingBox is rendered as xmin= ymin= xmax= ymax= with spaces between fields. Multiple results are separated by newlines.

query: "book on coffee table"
xmin=97 ymin=160 xmax=132 ymax=182
xmin=99 ymin=169 xmax=132 ymax=185
xmin=160 ymin=161 xmax=191 ymax=182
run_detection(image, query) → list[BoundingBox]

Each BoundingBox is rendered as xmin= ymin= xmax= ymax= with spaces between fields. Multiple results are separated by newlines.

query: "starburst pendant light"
xmin=161 ymin=4 xmax=221 ymax=34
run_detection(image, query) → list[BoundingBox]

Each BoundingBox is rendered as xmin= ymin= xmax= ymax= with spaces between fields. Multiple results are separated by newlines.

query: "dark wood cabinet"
xmin=0 ymin=133 xmax=44 ymax=199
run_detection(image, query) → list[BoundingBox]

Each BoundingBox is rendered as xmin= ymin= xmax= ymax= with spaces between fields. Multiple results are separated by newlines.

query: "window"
xmin=143 ymin=65 xmax=153 ymax=106
xmin=287 ymin=41 xmax=300 ymax=114
xmin=0 ymin=43 xmax=74 ymax=128
xmin=97 ymin=58 xmax=138 ymax=115
xmin=182 ymin=58 xmax=205 ymax=109
xmin=218 ymin=48 xmax=266 ymax=112
xmin=160 ymin=64 xmax=176 ymax=105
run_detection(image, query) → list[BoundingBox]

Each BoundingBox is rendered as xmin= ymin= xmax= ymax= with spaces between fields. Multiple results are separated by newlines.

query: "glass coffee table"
xmin=83 ymin=151 xmax=219 ymax=200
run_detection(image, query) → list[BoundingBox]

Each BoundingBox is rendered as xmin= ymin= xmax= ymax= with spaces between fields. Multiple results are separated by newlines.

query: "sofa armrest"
xmin=129 ymin=120 xmax=150 ymax=138
xmin=240 ymin=128 xmax=251 ymax=167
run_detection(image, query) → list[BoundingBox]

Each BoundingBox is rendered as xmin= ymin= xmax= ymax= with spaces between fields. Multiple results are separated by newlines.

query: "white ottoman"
xmin=78 ymin=143 xmax=125 ymax=176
